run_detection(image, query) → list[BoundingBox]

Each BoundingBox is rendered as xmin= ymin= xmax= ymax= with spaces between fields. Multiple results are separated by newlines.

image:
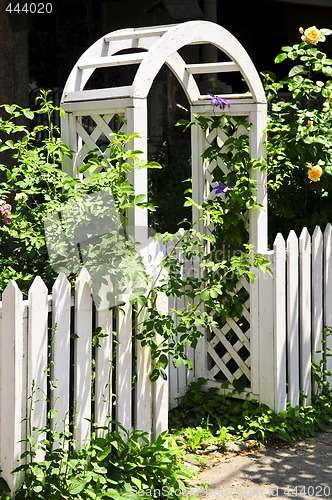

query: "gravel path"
xmin=187 ymin=429 xmax=332 ymax=499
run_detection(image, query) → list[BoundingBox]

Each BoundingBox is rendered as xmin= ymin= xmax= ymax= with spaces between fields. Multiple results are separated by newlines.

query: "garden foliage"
xmin=263 ymin=26 xmax=332 ymax=240
xmin=0 ymin=25 xmax=332 ymax=500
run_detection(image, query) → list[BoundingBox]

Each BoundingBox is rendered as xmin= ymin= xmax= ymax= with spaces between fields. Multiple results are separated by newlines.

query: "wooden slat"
xmin=312 ymin=226 xmax=323 ymax=394
xmin=286 ymin=230 xmax=300 ymax=406
xmin=323 ymin=224 xmax=332 ymax=389
xmin=175 ymin=243 xmax=186 ymax=396
xmin=154 ymin=291 xmax=169 ymax=434
xmin=104 ymin=25 xmax=176 ymax=42
xmin=95 ymin=306 xmax=113 ymax=434
xmin=63 ymin=86 xmax=133 ymax=103
xmin=185 ymin=61 xmax=239 ymax=74
xmin=0 ymin=281 xmax=25 ymax=493
xmin=78 ymin=53 xmax=145 ymax=70
xmin=74 ymin=268 xmax=93 ymax=447
xmin=116 ymin=299 xmax=132 ymax=430
xmin=28 ymin=276 xmax=48 ymax=461
xmin=51 ymin=273 xmax=71 ymax=444
xmin=135 ymin=307 xmax=152 ymax=434
xmin=62 ymin=99 xmax=130 ymax=115
xmin=299 ymin=227 xmax=312 ymax=404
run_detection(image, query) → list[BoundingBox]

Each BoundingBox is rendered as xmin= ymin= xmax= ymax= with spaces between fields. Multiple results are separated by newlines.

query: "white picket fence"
xmin=1 ymin=224 xmax=332 ymax=494
xmin=0 ymin=268 xmax=168 ymax=494
xmin=255 ymin=223 xmax=332 ymax=411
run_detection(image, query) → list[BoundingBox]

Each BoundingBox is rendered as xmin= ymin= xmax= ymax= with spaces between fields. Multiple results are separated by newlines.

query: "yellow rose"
xmin=308 ymin=164 xmax=323 ymax=182
xmin=306 ymin=120 xmax=313 ymax=128
xmin=302 ymin=26 xmax=320 ymax=44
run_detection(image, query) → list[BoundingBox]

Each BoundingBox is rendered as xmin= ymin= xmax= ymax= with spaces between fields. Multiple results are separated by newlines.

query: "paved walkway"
xmin=188 ymin=429 xmax=332 ymax=499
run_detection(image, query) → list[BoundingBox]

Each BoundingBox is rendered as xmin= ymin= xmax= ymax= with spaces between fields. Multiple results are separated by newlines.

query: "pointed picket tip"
xmin=76 ymin=267 xmax=92 ymax=286
xmin=299 ymin=226 xmax=310 ymax=239
xmin=286 ymin=229 xmax=298 ymax=244
xmin=324 ymin=222 xmax=332 ymax=238
xmin=313 ymin=225 xmax=323 ymax=238
xmin=2 ymin=280 xmax=22 ymax=301
xmin=75 ymin=268 xmax=93 ymax=306
xmin=29 ymin=275 xmax=48 ymax=294
xmin=299 ymin=227 xmax=310 ymax=251
xmin=273 ymin=232 xmax=285 ymax=247
xmin=53 ymin=271 xmax=70 ymax=290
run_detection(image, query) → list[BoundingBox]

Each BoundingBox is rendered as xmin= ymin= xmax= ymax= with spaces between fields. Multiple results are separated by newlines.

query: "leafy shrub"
xmin=11 ymin=425 xmax=197 ymax=500
xmin=263 ymin=26 xmax=332 ymax=241
xmin=169 ymin=377 xmax=332 ymax=445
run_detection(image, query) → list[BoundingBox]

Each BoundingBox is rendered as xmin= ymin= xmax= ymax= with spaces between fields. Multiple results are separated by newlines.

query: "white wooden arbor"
xmin=60 ymin=21 xmax=268 ymax=404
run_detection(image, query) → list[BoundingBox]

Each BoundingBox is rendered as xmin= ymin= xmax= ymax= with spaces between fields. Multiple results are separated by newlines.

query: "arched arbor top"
xmin=61 ymin=20 xmax=266 ymax=107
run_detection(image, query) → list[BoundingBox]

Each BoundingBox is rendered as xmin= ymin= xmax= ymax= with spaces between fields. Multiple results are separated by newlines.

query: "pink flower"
xmin=0 ymin=203 xmax=12 ymax=216
xmin=0 ymin=200 xmax=12 ymax=225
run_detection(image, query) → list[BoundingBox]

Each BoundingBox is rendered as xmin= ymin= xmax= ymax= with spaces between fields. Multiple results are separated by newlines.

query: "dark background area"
xmin=26 ymin=0 xmax=332 ymax=91
xmin=1 ymin=0 xmax=331 ymax=123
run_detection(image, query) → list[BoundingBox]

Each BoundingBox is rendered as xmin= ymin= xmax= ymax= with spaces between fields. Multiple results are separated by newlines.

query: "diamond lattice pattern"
xmin=75 ymin=113 xmax=125 ymax=174
xmin=203 ymin=116 xmax=251 ymax=390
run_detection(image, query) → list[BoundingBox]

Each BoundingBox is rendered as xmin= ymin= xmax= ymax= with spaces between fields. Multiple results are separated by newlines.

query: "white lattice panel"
xmin=202 ymin=116 xmax=252 ymax=391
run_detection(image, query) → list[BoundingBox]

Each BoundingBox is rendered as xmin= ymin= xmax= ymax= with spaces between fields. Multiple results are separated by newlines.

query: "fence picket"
xmin=299 ymin=228 xmax=312 ymax=404
xmin=116 ymin=299 xmax=132 ymax=430
xmin=324 ymin=224 xmax=332 ymax=388
xmin=51 ymin=272 xmax=71 ymax=444
xmin=257 ymin=250 xmax=275 ymax=409
xmin=153 ymin=290 xmax=169 ymax=437
xmin=95 ymin=306 xmax=113 ymax=434
xmin=28 ymin=276 xmax=48 ymax=460
xmin=135 ymin=308 xmax=152 ymax=434
xmin=312 ymin=226 xmax=323 ymax=394
xmin=273 ymin=234 xmax=287 ymax=411
xmin=0 ymin=281 xmax=26 ymax=493
xmin=286 ymin=230 xmax=300 ymax=406
xmin=74 ymin=268 xmax=93 ymax=447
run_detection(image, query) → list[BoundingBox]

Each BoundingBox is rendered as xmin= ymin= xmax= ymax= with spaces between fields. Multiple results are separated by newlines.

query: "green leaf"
xmin=322 ymin=66 xmax=332 ymax=77
xmin=131 ymin=476 xmax=142 ymax=489
xmin=68 ymin=479 xmax=86 ymax=494
xmin=143 ymin=161 xmax=162 ymax=169
xmin=78 ymin=163 xmax=91 ymax=173
xmin=288 ymin=64 xmax=306 ymax=77
xmin=200 ymin=289 xmax=210 ymax=301
xmin=23 ymin=109 xmax=34 ymax=120
xmin=274 ymin=53 xmax=287 ymax=63
xmin=135 ymin=193 xmax=146 ymax=204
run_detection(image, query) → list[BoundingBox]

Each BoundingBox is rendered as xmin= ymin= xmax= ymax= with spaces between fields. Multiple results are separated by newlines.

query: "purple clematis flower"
xmin=208 ymin=93 xmax=230 ymax=110
xmin=214 ymin=181 xmax=235 ymax=195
